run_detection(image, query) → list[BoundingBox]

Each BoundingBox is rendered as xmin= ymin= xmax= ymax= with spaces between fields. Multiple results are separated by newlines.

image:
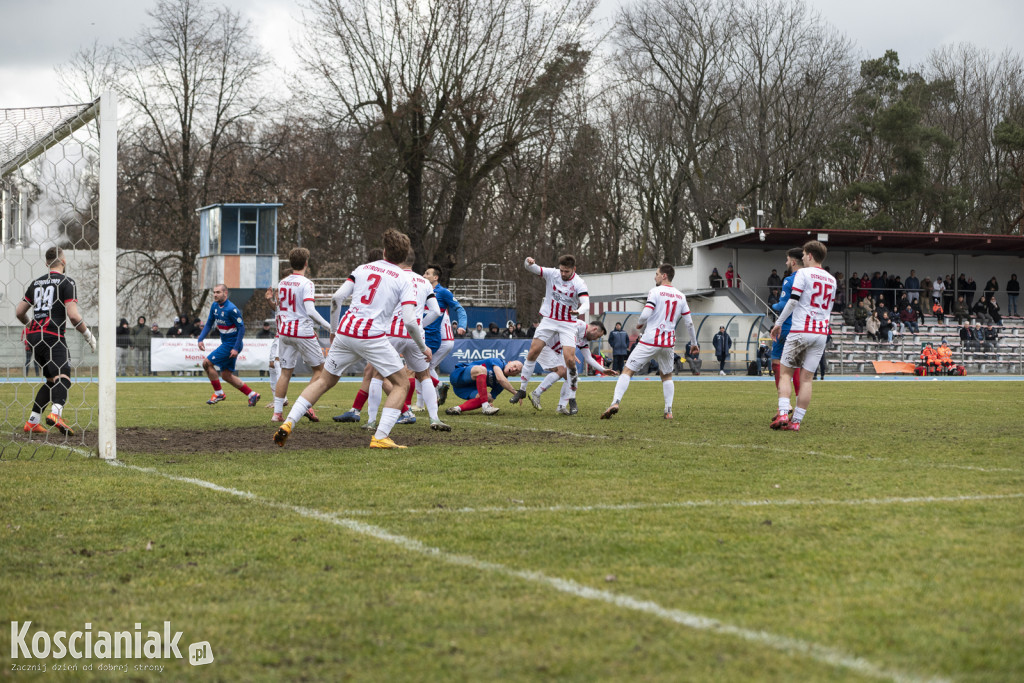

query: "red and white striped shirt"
xmin=388 ymin=270 xmax=435 ymax=339
xmin=441 ymin=310 xmax=454 ymax=342
xmin=337 ymin=260 xmax=417 ymax=339
xmin=276 ymin=274 xmax=317 ymax=338
xmin=789 ymin=267 xmax=836 ymax=335
xmin=638 ymin=285 xmax=689 ymax=348
xmin=537 ymin=268 xmax=588 ymax=322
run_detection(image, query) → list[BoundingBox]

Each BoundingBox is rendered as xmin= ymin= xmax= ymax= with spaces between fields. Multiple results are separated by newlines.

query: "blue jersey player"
xmin=197 ymin=284 xmax=260 ymax=407
xmin=444 ymin=358 xmax=523 ymax=416
xmin=770 ymin=248 xmax=804 ymax=397
xmin=422 ymin=264 xmax=467 ymax=405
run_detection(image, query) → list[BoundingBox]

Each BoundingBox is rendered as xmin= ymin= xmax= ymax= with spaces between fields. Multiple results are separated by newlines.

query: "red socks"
xmin=211 ymin=379 xmax=222 ymax=392
xmin=457 ymin=374 xmax=491 ymax=412
xmin=352 ymin=389 xmax=368 ymax=411
xmin=792 ymin=371 xmax=801 ymax=396
xmin=402 ymin=377 xmax=416 ymax=412
xmin=431 ymin=376 xmax=440 ymax=388
xmin=238 ymin=383 xmax=253 ymax=395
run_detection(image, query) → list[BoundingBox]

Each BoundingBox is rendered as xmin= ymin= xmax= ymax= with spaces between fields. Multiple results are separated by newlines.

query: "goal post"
xmin=0 ymin=92 xmax=117 ymax=460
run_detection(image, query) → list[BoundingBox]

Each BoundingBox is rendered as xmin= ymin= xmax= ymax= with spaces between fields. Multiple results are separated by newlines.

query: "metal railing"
xmin=312 ymin=276 xmax=517 ymax=308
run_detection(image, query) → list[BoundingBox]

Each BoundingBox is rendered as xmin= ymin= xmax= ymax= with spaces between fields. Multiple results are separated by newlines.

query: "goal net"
xmin=0 ymin=94 xmax=117 ymax=460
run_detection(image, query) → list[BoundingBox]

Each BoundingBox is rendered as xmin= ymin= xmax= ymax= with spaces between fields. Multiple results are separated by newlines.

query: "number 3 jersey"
xmin=789 ymin=267 xmax=836 ymax=335
xmin=337 ymin=259 xmax=417 ymax=339
xmin=23 ymin=271 xmax=77 ymax=337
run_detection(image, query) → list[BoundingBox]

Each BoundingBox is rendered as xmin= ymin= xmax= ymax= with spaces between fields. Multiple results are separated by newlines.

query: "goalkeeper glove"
xmin=83 ymin=327 xmax=97 ymax=352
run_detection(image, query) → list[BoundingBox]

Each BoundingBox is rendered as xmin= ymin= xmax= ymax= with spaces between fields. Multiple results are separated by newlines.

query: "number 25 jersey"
xmin=790 ymin=267 xmax=836 ymax=335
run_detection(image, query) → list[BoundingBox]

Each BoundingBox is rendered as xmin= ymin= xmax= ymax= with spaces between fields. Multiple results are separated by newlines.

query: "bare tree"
xmin=298 ymin=0 xmax=596 ymax=277
xmin=61 ymin=0 xmax=272 ymax=320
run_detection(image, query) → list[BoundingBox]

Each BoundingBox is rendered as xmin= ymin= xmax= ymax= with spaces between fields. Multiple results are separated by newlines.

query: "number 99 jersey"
xmin=789 ymin=267 xmax=836 ymax=335
xmin=23 ymin=271 xmax=77 ymax=337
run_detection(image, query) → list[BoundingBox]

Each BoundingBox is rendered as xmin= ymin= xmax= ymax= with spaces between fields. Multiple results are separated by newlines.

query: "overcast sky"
xmin=1 ymin=0 xmax=1022 ymax=108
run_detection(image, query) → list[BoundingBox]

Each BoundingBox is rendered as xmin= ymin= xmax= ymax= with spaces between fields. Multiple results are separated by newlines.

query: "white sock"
xmin=537 ymin=372 xmax=560 ymax=394
xmin=793 ymin=407 xmax=807 ymax=422
xmin=567 ymin=365 xmax=578 ymax=390
xmin=367 ymin=378 xmax=384 ymax=423
xmin=248 ymin=389 xmax=258 ymax=398
xmin=663 ymin=379 xmax=674 ymax=412
xmin=559 ymin=379 xmax=573 ymax=405
xmin=215 ymin=389 xmax=225 ymax=397
xmin=417 ymin=379 xmax=439 ymax=421
xmin=29 ymin=412 xmax=41 ymax=424
xmin=520 ymin=360 xmax=536 ymax=389
xmin=274 ymin=396 xmax=285 ymax=413
xmin=269 ymin=362 xmax=280 ymax=391
xmin=778 ymin=397 xmax=792 ymax=414
xmin=286 ymin=396 xmax=312 ymax=424
xmin=612 ymin=374 xmax=630 ymax=404
xmin=375 ymin=407 xmax=401 ymax=440
xmin=51 ymin=403 xmax=63 ymax=417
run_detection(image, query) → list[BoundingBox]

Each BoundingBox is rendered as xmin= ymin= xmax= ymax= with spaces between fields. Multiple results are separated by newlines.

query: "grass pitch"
xmin=2 ymin=378 xmax=1023 ymax=681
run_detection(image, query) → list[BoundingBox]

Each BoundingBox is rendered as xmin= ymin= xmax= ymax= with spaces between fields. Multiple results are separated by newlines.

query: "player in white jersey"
xmin=363 ymin=251 xmax=446 ymax=431
xmin=273 ymin=229 xmax=431 ymax=449
xmin=769 ymin=240 xmax=836 ymax=432
xmin=601 ymin=264 xmax=697 ymax=420
xmin=517 ymin=320 xmax=615 ymax=415
xmin=272 ymin=248 xmax=333 ymax=422
xmin=512 ymin=254 xmax=590 ymax=405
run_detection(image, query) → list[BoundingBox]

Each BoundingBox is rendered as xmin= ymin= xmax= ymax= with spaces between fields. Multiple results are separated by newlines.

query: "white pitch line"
xmin=491 ymin=424 xmax=1022 ymax=473
xmin=329 ymin=492 xmax=1024 ymax=518
xmin=92 ymin=455 xmax=946 ymax=683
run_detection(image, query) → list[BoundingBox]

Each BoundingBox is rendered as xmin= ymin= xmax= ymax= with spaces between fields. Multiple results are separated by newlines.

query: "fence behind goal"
xmin=0 ymin=95 xmax=117 ymax=460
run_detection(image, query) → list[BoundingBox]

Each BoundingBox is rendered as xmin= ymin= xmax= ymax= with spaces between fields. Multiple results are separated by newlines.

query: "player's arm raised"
xmin=523 ymin=257 xmax=541 ymax=276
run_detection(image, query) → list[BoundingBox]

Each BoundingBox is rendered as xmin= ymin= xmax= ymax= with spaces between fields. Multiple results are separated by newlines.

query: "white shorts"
xmin=325 ymin=334 xmax=404 ymax=378
xmin=278 ymin=335 xmax=325 ymax=370
xmin=780 ymin=333 xmax=827 ymax=373
xmin=625 ymin=342 xmax=675 ymax=375
xmin=533 ymin=317 xmax=577 ymax=350
xmin=537 ymin=346 xmax=566 ymax=372
xmin=429 ymin=340 xmax=455 ymax=371
xmin=269 ymin=337 xmax=279 ymax=361
xmin=389 ymin=337 xmax=430 ymax=373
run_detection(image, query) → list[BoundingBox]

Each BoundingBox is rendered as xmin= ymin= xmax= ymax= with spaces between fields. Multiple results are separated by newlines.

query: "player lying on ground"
xmin=601 ymin=264 xmax=697 ymax=420
xmin=445 ymin=359 xmax=523 ymax=416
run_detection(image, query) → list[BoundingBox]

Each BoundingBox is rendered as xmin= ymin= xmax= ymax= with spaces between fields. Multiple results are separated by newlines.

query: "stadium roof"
xmin=696 ymin=228 xmax=1024 ymax=256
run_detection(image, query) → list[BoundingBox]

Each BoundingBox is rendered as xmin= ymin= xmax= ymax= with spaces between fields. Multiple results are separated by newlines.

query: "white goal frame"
xmin=1 ymin=92 xmax=117 ymax=459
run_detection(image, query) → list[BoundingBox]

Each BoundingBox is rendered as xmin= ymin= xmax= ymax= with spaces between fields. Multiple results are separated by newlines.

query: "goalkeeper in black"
xmin=14 ymin=246 xmax=97 ymax=436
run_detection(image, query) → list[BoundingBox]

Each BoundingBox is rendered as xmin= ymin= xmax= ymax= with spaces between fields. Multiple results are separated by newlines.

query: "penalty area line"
xmin=94 ymin=455 xmax=946 ymax=683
